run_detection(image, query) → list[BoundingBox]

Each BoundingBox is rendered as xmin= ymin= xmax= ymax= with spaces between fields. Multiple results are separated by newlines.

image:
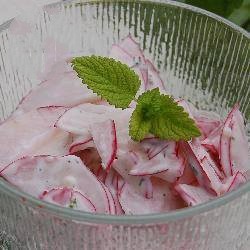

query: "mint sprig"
xmin=72 ymin=56 xmax=140 ymax=108
xmin=129 ymin=88 xmax=201 ymax=141
xmin=72 ymin=56 xmax=201 ymax=141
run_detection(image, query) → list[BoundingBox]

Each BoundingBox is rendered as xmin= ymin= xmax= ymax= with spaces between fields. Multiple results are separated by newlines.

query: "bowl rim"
xmin=0 ymin=0 xmax=249 ymax=225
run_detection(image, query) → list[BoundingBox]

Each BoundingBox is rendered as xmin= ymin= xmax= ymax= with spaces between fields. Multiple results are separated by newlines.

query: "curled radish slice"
xmin=1 ymin=155 xmax=110 ymax=214
xmin=90 ymin=120 xmax=117 ymax=171
xmin=220 ymin=105 xmax=250 ymax=177
xmin=180 ymin=140 xmax=223 ymax=195
xmin=175 ymin=184 xmax=215 ymax=206
xmin=0 ymin=107 xmax=68 ymax=171
xmin=41 ymin=187 xmax=96 ymax=213
xmin=55 ymin=103 xmax=117 ymax=134
xmin=119 ymin=178 xmax=184 ymax=215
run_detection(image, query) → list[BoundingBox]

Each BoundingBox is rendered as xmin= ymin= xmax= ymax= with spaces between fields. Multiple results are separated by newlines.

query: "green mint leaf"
xmin=129 ymin=88 xmax=201 ymax=141
xmin=72 ymin=56 xmax=140 ymax=108
xmin=185 ymin=0 xmax=243 ymax=17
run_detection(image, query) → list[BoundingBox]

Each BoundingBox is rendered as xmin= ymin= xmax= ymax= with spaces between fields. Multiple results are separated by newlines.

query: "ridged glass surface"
xmin=0 ymin=1 xmax=249 ymax=249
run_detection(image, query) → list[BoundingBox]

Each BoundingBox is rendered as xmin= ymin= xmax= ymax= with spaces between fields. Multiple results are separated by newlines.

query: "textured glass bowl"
xmin=0 ymin=1 xmax=249 ymax=249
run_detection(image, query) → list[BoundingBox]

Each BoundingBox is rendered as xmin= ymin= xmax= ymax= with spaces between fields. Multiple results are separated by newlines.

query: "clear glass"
xmin=0 ymin=0 xmax=249 ymax=249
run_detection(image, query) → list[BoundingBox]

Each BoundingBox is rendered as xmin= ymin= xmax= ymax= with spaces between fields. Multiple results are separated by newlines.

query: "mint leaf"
xmin=72 ymin=56 xmax=140 ymax=108
xmin=129 ymin=88 xmax=201 ymax=141
xmin=185 ymin=0 xmax=243 ymax=17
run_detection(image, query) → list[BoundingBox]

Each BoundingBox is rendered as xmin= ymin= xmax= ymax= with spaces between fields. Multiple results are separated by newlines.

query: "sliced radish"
xmin=119 ymin=178 xmax=184 ymax=215
xmin=0 ymin=107 xmax=69 ymax=171
xmin=229 ymin=108 xmax=250 ymax=174
xmin=16 ymin=70 xmax=98 ymax=115
xmin=99 ymin=168 xmax=125 ymax=215
xmin=180 ymin=140 xmax=223 ymax=195
xmin=219 ymin=105 xmax=249 ymax=176
xmin=202 ymin=125 xmax=222 ymax=155
xmin=155 ymin=155 xmax=185 ymax=183
xmin=175 ymin=184 xmax=215 ymax=206
xmin=194 ymin=110 xmax=222 ymax=138
xmin=90 ymin=119 xmax=117 ymax=171
xmin=1 ymin=155 xmax=110 ymax=214
xmin=129 ymin=151 xmax=185 ymax=184
xmin=140 ymin=138 xmax=174 ymax=160
xmin=55 ymin=103 xmax=117 ymax=134
xmin=56 ymin=103 xmax=133 ymax=156
xmin=41 ymin=187 xmax=96 ymax=213
xmin=112 ymin=153 xmax=153 ymax=199
xmin=221 ymin=171 xmax=247 ymax=193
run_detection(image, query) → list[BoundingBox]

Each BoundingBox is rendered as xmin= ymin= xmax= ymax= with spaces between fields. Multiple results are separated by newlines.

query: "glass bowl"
xmin=0 ymin=0 xmax=249 ymax=249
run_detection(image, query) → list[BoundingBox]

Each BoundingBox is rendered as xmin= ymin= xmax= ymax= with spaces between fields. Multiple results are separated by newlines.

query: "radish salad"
xmin=0 ymin=36 xmax=249 ymax=215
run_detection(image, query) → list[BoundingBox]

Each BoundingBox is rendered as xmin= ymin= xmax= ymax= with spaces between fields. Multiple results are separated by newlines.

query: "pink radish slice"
xmin=202 ymin=125 xmax=222 ymax=155
xmin=219 ymin=105 xmax=249 ymax=176
xmin=55 ymin=103 xmax=133 ymax=156
xmin=140 ymin=138 xmax=174 ymax=160
xmin=90 ymin=119 xmax=117 ymax=171
xmin=112 ymin=153 xmax=153 ymax=199
xmin=0 ymin=106 xmax=68 ymax=172
xmin=69 ymin=134 xmax=93 ymax=154
xmin=194 ymin=110 xmax=222 ymax=138
xmin=155 ymin=155 xmax=185 ymax=183
xmin=175 ymin=184 xmax=215 ymax=206
xmin=16 ymin=71 xmax=98 ymax=115
xmin=180 ymin=141 xmax=223 ymax=195
xmin=1 ymin=155 xmax=110 ymax=214
xmin=221 ymin=171 xmax=247 ymax=193
xmin=119 ymin=178 xmax=184 ymax=215
xmin=55 ymin=103 xmax=117 ymax=134
xmin=145 ymin=59 xmax=165 ymax=91
xmin=129 ymin=152 xmax=185 ymax=184
xmin=41 ymin=187 xmax=96 ymax=213
xmin=229 ymin=108 xmax=250 ymax=174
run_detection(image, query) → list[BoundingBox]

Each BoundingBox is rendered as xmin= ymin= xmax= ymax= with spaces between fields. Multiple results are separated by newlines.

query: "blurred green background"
xmin=176 ymin=0 xmax=250 ymax=31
